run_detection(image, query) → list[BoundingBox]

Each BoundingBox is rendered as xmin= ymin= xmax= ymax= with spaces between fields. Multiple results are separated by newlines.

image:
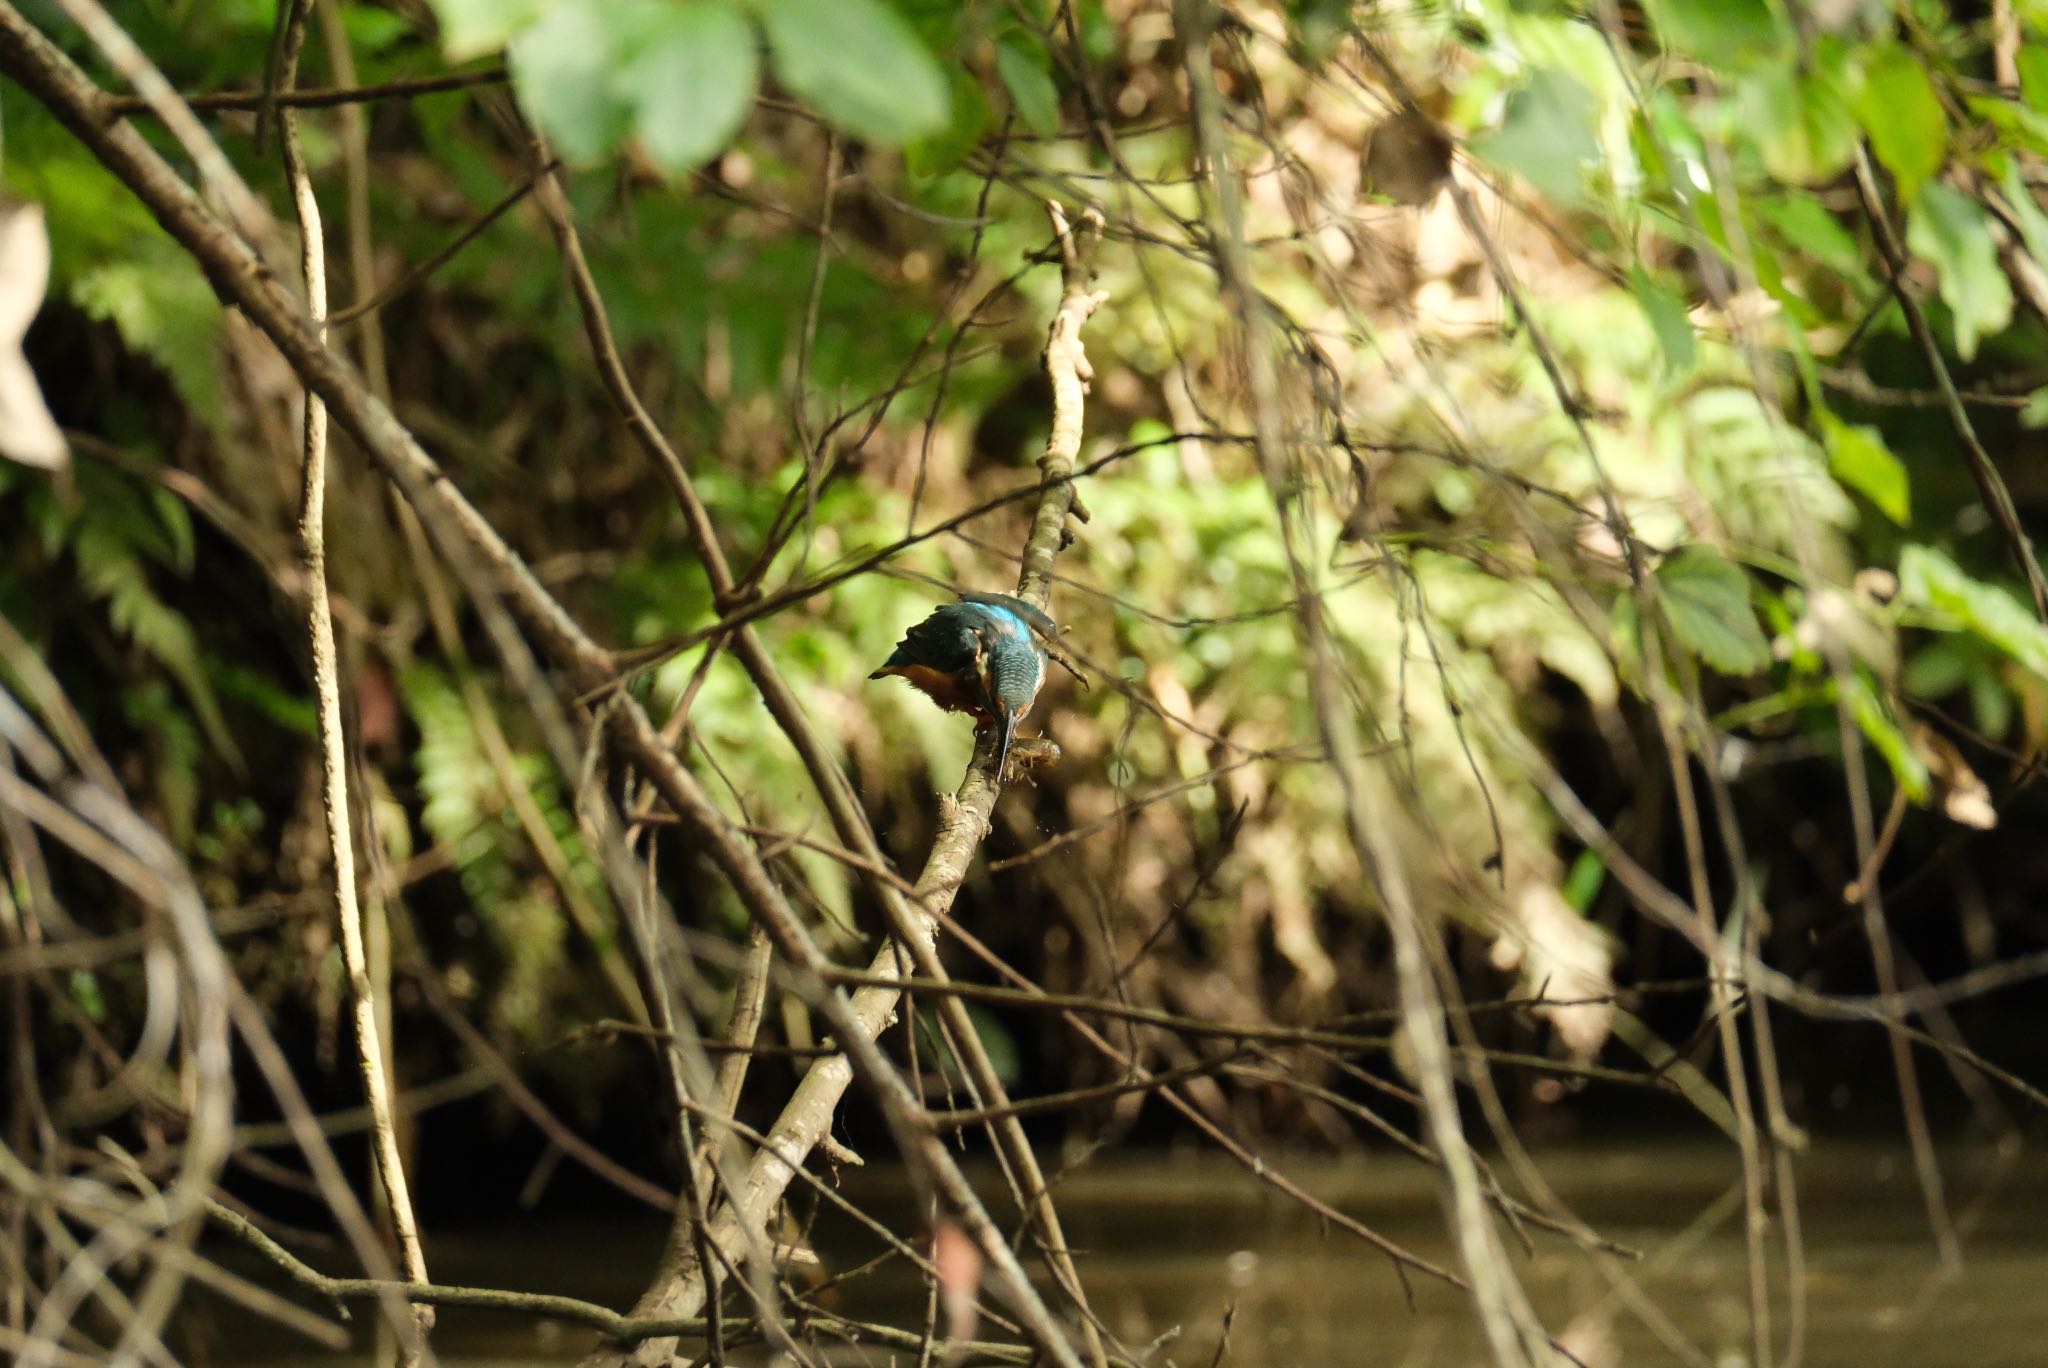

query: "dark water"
xmin=210 ymin=1139 xmax=2048 ymax=1367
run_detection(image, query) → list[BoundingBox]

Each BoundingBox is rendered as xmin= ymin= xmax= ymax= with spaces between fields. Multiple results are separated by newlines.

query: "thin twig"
xmin=329 ymin=163 xmax=553 ymax=328
xmin=103 ymin=63 xmax=507 ymax=115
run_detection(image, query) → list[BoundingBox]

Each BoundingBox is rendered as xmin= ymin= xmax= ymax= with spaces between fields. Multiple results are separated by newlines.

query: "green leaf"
xmin=1998 ymin=160 xmax=2048 ymax=284
xmin=1746 ymin=58 xmax=1857 ymax=185
xmin=1656 ymin=545 xmax=1772 ymax=675
xmin=1854 ymin=47 xmax=1946 ymax=205
xmin=69 ymin=260 xmax=225 ymax=429
xmin=1905 ymin=182 xmax=2013 ymax=362
xmin=72 ymin=524 xmax=241 ymax=769
xmin=905 ymin=68 xmax=989 ymax=176
xmin=427 ymin=0 xmax=550 ymax=60
xmin=1967 ymin=92 xmax=2048 ymax=157
xmin=757 ymin=0 xmax=950 ymax=146
xmin=1561 ymin=848 xmax=1606 ymax=913
xmin=2021 ymin=387 xmax=2048 ymax=430
xmin=1469 ymin=67 xmax=1600 ymax=203
xmin=1970 ymin=665 xmax=2014 ymax=739
xmin=1820 ymin=412 xmax=1910 ymax=524
xmin=508 ymin=0 xmax=637 ymax=163
xmin=210 ymin=660 xmax=317 ymax=737
xmin=1629 ymin=263 xmax=1695 ymax=374
xmin=1644 ymin=0 xmax=1783 ymax=67
xmin=344 ymin=7 xmax=415 ymax=53
xmin=1756 ymin=193 xmax=1864 ymax=277
xmin=68 ymin=969 xmax=107 ymax=1023
xmin=618 ymin=1 xmax=759 ymax=174
xmin=1898 ymin=544 xmax=2048 ymax=677
xmin=995 ymin=39 xmax=1060 ymax=136
xmin=1844 ymin=671 xmax=1929 ymax=802
xmin=2019 ymin=45 xmax=2048 ymax=113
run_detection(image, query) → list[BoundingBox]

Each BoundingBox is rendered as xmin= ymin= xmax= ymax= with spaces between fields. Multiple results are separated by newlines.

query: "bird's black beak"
xmin=995 ymin=709 xmax=1016 ymax=784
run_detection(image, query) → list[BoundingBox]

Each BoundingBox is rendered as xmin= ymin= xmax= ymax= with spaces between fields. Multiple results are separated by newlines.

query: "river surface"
xmin=209 ymin=1138 xmax=2047 ymax=1366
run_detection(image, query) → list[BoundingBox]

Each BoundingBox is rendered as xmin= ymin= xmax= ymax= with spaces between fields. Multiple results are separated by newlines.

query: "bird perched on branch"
xmin=869 ymin=591 xmax=1056 ymax=780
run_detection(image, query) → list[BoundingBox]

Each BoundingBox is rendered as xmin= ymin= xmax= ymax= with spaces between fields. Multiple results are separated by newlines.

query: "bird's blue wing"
xmin=878 ymin=607 xmax=982 ymax=675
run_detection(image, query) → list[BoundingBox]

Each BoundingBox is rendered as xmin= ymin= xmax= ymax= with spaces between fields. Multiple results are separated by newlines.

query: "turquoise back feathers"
xmin=870 ymin=596 xmax=1048 ymax=717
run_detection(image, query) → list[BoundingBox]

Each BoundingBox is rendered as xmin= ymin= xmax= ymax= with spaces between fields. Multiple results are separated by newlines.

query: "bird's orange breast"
xmin=874 ymin=663 xmax=989 ymax=717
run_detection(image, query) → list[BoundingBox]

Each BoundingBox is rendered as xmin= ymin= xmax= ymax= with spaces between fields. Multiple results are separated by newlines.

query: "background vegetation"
xmin=4 ymin=0 xmax=2048 ymax=1365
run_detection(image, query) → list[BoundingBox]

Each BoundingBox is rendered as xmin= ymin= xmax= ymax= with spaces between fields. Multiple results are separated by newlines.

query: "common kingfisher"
xmin=869 ymin=591 xmax=1054 ymax=780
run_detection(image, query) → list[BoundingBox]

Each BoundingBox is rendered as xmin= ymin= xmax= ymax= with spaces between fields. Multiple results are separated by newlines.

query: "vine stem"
xmin=276 ymin=3 xmax=432 ymax=1361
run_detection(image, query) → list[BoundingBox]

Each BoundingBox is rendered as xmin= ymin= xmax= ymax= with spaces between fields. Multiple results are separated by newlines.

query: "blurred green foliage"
xmin=6 ymin=0 xmax=2048 ymax=1105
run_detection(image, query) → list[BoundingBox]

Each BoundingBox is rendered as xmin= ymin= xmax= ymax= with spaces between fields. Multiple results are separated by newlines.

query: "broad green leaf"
xmin=1629 ymin=263 xmax=1696 ymax=374
xmin=758 ymin=0 xmax=950 ymax=146
xmin=2020 ymin=45 xmax=2048 ymax=113
xmin=428 ymin=0 xmax=549 ymax=60
xmin=1656 ymin=545 xmax=1771 ymax=675
xmin=995 ymin=39 xmax=1060 ymax=136
xmin=1904 ymin=183 xmax=2013 ymax=361
xmin=619 ymin=1 xmax=759 ymax=174
xmin=1898 ymin=544 xmax=2048 ymax=677
xmin=1844 ymin=671 xmax=1929 ymax=802
xmin=1820 ymin=413 xmax=1910 ymax=524
xmin=1756 ymin=194 xmax=1864 ymax=277
xmin=508 ymin=0 xmax=638 ymax=163
xmin=1746 ymin=58 xmax=1857 ymax=185
xmin=1854 ymin=47 xmax=1946 ymax=205
xmin=1644 ymin=0 xmax=1783 ymax=68
xmin=1469 ymin=67 xmax=1599 ymax=203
